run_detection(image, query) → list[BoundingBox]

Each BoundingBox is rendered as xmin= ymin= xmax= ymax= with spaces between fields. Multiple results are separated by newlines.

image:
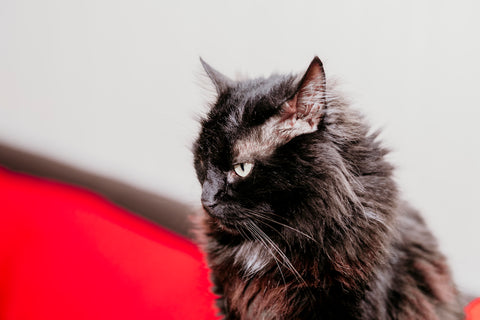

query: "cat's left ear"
xmin=200 ymin=57 xmax=233 ymax=95
xmin=281 ymin=56 xmax=326 ymax=130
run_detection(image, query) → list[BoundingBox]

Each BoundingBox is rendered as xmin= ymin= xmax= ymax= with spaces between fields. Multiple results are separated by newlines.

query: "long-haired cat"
xmin=193 ymin=57 xmax=464 ymax=319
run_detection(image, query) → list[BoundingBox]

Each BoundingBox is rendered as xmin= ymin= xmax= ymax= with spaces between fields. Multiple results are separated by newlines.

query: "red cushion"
xmin=0 ymin=167 xmax=218 ymax=320
xmin=466 ymin=298 xmax=480 ymax=320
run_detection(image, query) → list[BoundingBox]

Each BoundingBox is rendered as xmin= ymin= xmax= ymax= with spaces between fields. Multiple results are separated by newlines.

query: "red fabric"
xmin=0 ymin=167 xmax=218 ymax=320
xmin=466 ymin=298 xmax=480 ymax=320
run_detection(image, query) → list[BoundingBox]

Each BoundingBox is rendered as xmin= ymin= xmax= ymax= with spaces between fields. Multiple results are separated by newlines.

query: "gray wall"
xmin=1 ymin=0 xmax=479 ymax=293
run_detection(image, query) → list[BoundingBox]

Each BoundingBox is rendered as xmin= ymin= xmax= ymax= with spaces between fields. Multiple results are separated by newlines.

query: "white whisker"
xmin=248 ymin=221 xmax=308 ymax=288
xmin=245 ymin=209 xmax=318 ymax=243
xmin=245 ymin=222 xmax=286 ymax=285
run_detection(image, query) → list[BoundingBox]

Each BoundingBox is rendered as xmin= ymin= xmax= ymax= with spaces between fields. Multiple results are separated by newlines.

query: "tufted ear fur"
xmin=280 ymin=56 xmax=326 ymax=130
xmin=200 ymin=57 xmax=234 ymax=94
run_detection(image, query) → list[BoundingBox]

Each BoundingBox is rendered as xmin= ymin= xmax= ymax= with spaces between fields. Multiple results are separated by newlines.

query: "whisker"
xmin=245 ymin=210 xmax=318 ymax=243
xmin=249 ymin=221 xmax=308 ymax=288
xmin=249 ymin=222 xmax=317 ymax=302
xmin=237 ymin=224 xmax=253 ymax=242
xmin=250 ymin=218 xmax=289 ymax=245
xmin=245 ymin=221 xmax=286 ymax=286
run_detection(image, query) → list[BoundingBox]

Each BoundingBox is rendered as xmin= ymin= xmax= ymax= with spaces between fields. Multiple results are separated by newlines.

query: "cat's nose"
xmin=201 ymin=176 xmax=225 ymax=211
xmin=201 ymin=168 xmax=226 ymax=213
xmin=201 ymin=180 xmax=219 ymax=209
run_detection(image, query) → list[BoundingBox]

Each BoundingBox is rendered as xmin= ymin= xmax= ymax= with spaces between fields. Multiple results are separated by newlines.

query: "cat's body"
xmin=193 ymin=57 xmax=463 ymax=319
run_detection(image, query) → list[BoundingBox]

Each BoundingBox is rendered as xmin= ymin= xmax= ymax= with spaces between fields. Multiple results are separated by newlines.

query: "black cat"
xmin=193 ymin=57 xmax=464 ymax=319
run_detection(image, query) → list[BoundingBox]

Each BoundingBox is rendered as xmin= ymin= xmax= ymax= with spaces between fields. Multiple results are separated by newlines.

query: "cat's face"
xmin=194 ymin=58 xmax=327 ymax=232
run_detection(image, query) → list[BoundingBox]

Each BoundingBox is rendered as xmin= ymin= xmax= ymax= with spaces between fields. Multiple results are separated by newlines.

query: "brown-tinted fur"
xmin=193 ymin=57 xmax=464 ymax=319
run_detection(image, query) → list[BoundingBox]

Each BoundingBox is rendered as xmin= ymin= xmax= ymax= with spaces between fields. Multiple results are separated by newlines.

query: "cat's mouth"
xmin=203 ymin=202 xmax=235 ymax=221
xmin=202 ymin=202 xmax=251 ymax=233
xmin=201 ymin=201 xmax=219 ymax=217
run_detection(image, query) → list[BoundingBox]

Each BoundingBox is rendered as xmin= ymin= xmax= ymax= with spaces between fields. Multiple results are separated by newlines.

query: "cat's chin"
xmin=213 ymin=220 xmax=243 ymax=235
xmin=205 ymin=215 xmax=242 ymax=235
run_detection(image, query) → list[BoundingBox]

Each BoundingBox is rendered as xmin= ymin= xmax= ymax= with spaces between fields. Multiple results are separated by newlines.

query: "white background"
xmin=1 ymin=0 xmax=479 ymax=294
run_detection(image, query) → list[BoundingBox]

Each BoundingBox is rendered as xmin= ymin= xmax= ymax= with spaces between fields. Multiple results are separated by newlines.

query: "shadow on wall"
xmin=0 ymin=141 xmax=194 ymax=237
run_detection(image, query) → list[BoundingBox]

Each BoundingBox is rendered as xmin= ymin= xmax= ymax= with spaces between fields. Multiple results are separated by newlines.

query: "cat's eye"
xmin=233 ymin=162 xmax=254 ymax=178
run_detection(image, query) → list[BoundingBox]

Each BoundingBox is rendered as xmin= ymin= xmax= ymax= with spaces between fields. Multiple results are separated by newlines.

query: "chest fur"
xmin=232 ymin=242 xmax=272 ymax=277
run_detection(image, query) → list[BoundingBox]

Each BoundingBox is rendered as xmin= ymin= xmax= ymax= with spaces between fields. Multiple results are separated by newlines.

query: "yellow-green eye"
xmin=233 ymin=162 xmax=254 ymax=178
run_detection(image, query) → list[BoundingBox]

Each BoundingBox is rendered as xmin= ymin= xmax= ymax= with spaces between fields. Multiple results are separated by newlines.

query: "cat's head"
xmin=193 ymin=57 xmax=392 ymax=237
xmin=194 ymin=58 xmax=328 ymax=229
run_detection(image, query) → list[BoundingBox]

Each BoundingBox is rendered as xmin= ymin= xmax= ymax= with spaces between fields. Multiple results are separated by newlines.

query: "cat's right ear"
xmin=279 ymin=57 xmax=326 ymax=131
xmin=200 ymin=58 xmax=233 ymax=95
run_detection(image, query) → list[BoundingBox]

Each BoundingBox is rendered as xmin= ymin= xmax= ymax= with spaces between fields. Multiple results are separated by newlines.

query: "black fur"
xmin=193 ymin=57 xmax=463 ymax=319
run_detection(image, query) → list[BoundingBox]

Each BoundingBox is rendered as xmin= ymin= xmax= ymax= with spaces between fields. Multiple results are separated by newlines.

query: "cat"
xmin=193 ymin=57 xmax=464 ymax=319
